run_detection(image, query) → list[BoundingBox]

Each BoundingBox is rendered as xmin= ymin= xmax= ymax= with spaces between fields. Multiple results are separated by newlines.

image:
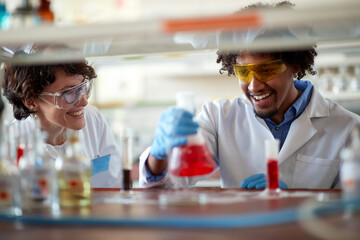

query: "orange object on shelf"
xmin=162 ymin=12 xmax=262 ymax=33
xmin=37 ymin=0 xmax=54 ymax=22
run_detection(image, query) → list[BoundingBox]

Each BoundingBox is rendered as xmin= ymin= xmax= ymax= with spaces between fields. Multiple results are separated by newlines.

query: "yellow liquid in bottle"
xmin=58 ymin=169 xmax=91 ymax=207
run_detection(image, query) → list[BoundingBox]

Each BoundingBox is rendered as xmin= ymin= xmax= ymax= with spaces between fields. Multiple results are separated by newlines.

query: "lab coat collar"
xmin=279 ymin=88 xmax=329 ymax=164
xmin=305 ymin=87 xmax=330 ymax=118
xmin=241 ymin=88 xmax=330 ymax=164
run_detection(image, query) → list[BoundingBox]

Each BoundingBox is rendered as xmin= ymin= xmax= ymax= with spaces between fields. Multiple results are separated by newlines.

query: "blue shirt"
xmin=264 ymin=80 xmax=313 ymax=149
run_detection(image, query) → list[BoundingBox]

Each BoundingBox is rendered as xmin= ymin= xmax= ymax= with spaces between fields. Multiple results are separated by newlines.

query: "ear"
xmin=293 ymin=65 xmax=301 ymax=74
xmin=22 ymin=98 xmax=38 ymax=111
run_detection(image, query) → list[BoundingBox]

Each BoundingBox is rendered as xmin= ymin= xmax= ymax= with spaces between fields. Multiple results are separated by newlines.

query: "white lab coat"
xmin=139 ymin=87 xmax=360 ymax=189
xmin=13 ymin=105 xmax=122 ymax=188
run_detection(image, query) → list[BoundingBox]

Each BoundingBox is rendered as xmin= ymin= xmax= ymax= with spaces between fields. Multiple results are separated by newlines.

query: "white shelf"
xmin=0 ymin=0 xmax=359 ymax=64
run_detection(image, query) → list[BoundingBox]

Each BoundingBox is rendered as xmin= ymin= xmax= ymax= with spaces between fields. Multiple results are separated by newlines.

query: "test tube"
xmin=119 ymin=129 xmax=133 ymax=191
xmin=265 ymin=139 xmax=280 ymax=191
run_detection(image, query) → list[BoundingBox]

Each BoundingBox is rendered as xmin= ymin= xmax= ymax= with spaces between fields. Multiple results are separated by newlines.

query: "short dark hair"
xmin=216 ymin=1 xmax=318 ymax=80
xmin=2 ymin=46 xmax=97 ymax=120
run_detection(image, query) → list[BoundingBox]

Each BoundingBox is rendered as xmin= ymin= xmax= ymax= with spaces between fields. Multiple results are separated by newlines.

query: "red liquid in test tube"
xmin=267 ymin=158 xmax=279 ymax=189
xmin=265 ymin=139 xmax=280 ymax=191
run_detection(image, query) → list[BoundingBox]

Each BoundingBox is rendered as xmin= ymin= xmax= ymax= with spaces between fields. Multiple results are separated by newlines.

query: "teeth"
xmin=253 ymin=93 xmax=270 ymax=100
xmin=69 ymin=110 xmax=83 ymax=116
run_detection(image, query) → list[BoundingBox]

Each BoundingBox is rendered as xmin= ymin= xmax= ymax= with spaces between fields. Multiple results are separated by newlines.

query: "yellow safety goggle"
xmin=233 ymin=59 xmax=287 ymax=83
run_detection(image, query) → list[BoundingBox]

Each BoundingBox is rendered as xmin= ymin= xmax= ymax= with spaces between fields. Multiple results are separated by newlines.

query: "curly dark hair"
xmin=216 ymin=1 xmax=318 ymax=80
xmin=2 ymin=46 xmax=97 ymax=120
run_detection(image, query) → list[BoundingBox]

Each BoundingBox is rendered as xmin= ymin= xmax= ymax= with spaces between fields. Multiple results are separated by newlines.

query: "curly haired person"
xmin=2 ymin=44 xmax=123 ymax=188
xmin=139 ymin=1 xmax=360 ymax=189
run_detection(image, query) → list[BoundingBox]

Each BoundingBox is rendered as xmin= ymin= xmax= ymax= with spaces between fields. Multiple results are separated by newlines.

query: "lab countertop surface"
xmin=0 ymin=188 xmax=359 ymax=240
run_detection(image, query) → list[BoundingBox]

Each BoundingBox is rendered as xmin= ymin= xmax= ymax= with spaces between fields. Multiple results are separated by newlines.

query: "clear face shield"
xmin=39 ymin=79 xmax=92 ymax=109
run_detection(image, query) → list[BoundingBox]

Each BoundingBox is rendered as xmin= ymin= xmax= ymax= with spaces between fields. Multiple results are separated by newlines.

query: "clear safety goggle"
xmin=233 ymin=59 xmax=287 ymax=83
xmin=39 ymin=79 xmax=92 ymax=109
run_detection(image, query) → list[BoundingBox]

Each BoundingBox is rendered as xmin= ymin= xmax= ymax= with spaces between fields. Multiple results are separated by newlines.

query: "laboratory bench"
xmin=0 ymin=188 xmax=358 ymax=240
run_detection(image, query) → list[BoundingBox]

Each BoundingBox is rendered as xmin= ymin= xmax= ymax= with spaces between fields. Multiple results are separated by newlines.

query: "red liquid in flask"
xmin=169 ymin=144 xmax=216 ymax=177
xmin=267 ymin=159 xmax=279 ymax=190
xmin=16 ymin=147 xmax=24 ymax=167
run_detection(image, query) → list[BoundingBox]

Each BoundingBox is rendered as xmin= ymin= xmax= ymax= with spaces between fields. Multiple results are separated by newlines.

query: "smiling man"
xmin=139 ymin=1 xmax=360 ymax=189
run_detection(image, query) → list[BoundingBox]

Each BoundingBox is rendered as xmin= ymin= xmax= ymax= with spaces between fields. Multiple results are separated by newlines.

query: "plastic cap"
xmin=176 ymin=92 xmax=195 ymax=114
xmin=265 ymin=139 xmax=279 ymax=160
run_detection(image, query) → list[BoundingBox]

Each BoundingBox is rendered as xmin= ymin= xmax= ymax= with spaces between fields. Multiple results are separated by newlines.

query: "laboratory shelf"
xmin=0 ymin=0 xmax=359 ymax=64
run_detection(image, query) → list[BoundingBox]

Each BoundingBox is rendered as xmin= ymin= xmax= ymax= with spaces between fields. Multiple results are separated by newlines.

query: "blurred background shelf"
xmin=0 ymin=0 xmax=359 ymax=64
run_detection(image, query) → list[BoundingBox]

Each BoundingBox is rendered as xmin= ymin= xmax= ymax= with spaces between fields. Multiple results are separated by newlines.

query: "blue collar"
xmin=291 ymin=80 xmax=313 ymax=118
xmin=265 ymin=80 xmax=313 ymax=126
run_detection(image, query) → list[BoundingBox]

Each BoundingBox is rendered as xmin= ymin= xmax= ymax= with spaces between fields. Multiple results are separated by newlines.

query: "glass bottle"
xmin=340 ymin=126 xmax=360 ymax=201
xmin=0 ymin=1 xmax=10 ymax=30
xmin=19 ymin=120 xmax=59 ymax=213
xmin=37 ymin=0 xmax=54 ymax=23
xmin=0 ymin=140 xmax=22 ymax=216
xmin=332 ymin=66 xmax=348 ymax=94
xmin=320 ymin=68 xmax=334 ymax=93
xmin=348 ymin=66 xmax=360 ymax=92
xmin=57 ymin=130 xmax=91 ymax=207
xmin=168 ymin=92 xmax=216 ymax=179
xmin=9 ymin=0 xmax=41 ymax=29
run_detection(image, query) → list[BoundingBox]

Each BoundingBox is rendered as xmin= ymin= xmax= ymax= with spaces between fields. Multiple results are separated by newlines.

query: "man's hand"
xmin=240 ymin=173 xmax=288 ymax=189
xmin=150 ymin=108 xmax=199 ymax=160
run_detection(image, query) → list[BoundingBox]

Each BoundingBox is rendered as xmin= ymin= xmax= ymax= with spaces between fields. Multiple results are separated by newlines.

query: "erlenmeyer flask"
xmin=168 ymin=92 xmax=216 ymax=178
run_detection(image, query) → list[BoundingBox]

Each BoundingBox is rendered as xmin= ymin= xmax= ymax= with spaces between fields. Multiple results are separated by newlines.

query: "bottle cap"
xmin=176 ymin=92 xmax=195 ymax=114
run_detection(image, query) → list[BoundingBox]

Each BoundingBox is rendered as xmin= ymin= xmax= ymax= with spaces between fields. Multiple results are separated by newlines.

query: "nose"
xmin=248 ymin=74 xmax=265 ymax=93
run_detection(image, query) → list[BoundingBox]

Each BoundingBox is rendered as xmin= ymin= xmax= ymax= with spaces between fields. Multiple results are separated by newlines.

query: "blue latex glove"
xmin=240 ymin=173 xmax=288 ymax=189
xmin=150 ymin=108 xmax=199 ymax=160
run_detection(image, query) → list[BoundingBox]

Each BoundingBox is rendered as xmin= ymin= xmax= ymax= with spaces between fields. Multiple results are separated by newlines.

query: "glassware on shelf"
xmin=56 ymin=130 xmax=91 ymax=208
xmin=0 ymin=1 xmax=10 ymax=30
xmin=332 ymin=66 xmax=348 ymax=94
xmin=348 ymin=66 xmax=360 ymax=92
xmin=8 ymin=0 xmax=41 ymax=29
xmin=168 ymin=92 xmax=216 ymax=181
xmin=319 ymin=68 xmax=334 ymax=93
xmin=37 ymin=0 xmax=54 ymax=23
